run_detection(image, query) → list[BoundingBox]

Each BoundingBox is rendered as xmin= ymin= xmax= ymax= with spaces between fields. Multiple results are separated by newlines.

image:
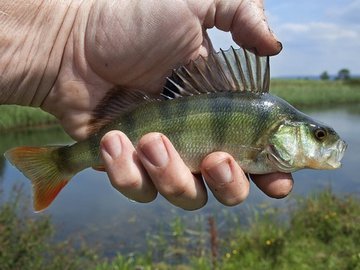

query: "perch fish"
xmin=5 ymin=47 xmax=347 ymax=212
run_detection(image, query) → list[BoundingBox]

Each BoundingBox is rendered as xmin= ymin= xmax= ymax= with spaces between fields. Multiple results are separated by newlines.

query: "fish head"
xmin=268 ymin=120 xmax=347 ymax=172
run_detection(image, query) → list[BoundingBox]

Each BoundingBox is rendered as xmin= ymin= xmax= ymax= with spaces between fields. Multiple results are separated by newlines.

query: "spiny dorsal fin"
xmin=88 ymin=86 xmax=157 ymax=134
xmin=165 ymin=46 xmax=270 ymax=98
xmin=89 ymin=47 xmax=270 ymax=134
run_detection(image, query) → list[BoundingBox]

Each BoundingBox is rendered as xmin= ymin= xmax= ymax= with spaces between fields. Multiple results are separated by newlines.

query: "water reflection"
xmin=1 ymin=107 xmax=359 ymax=256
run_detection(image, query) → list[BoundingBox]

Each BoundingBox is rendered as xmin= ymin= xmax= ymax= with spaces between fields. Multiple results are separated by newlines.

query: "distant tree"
xmin=336 ymin=68 xmax=351 ymax=80
xmin=320 ymin=71 xmax=330 ymax=80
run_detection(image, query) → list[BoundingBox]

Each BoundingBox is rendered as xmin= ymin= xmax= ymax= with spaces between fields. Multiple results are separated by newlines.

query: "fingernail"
xmin=139 ymin=136 xmax=169 ymax=167
xmin=101 ymin=133 xmax=122 ymax=159
xmin=206 ymin=159 xmax=233 ymax=184
xmin=277 ymin=41 xmax=283 ymax=52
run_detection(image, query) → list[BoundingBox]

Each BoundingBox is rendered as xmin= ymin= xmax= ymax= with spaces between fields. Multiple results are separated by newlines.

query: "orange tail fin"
xmin=4 ymin=146 xmax=74 ymax=212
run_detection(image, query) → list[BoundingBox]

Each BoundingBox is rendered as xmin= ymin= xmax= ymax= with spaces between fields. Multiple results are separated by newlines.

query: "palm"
xmin=43 ymin=1 xmax=211 ymax=140
xmin=85 ymin=1 xmax=208 ymax=92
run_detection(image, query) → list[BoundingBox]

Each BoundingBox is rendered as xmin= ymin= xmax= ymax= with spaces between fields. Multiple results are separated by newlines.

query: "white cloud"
xmin=280 ymin=24 xmax=308 ymax=33
xmin=278 ymin=22 xmax=359 ymax=43
xmin=327 ymin=0 xmax=360 ymax=24
xmin=208 ymin=1 xmax=360 ymax=77
xmin=265 ymin=0 xmax=360 ymax=76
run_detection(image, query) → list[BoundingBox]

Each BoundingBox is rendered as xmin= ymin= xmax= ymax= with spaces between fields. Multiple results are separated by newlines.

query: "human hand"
xmin=40 ymin=0 xmax=292 ymax=209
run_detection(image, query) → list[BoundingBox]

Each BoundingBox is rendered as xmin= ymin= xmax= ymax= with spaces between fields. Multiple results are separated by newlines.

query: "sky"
xmin=208 ymin=0 xmax=360 ymax=77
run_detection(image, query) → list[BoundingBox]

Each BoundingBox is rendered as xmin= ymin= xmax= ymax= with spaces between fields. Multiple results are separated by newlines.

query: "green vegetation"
xmin=0 ymin=185 xmax=98 ymax=270
xmin=320 ymin=68 xmax=353 ymax=81
xmin=271 ymin=79 xmax=360 ymax=108
xmin=220 ymin=191 xmax=360 ymax=270
xmin=0 ymin=105 xmax=58 ymax=132
xmin=0 ymin=126 xmax=71 ymax=155
xmin=336 ymin=68 xmax=351 ymax=81
xmin=320 ymin=71 xmax=330 ymax=81
xmin=1 ymin=186 xmax=359 ymax=270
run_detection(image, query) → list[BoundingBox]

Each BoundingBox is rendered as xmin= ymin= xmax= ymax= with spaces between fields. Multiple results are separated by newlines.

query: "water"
xmin=1 ymin=107 xmax=359 ymax=256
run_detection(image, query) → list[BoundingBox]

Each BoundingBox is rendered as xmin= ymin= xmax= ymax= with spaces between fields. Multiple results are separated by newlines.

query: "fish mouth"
xmin=323 ymin=140 xmax=347 ymax=169
xmin=266 ymin=140 xmax=347 ymax=172
xmin=266 ymin=145 xmax=294 ymax=173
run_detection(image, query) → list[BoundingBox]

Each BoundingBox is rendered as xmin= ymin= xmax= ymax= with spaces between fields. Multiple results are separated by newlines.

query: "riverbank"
xmin=1 ymin=188 xmax=358 ymax=270
xmin=271 ymin=79 xmax=360 ymax=108
xmin=0 ymin=79 xmax=359 ymax=132
xmin=0 ymin=105 xmax=58 ymax=132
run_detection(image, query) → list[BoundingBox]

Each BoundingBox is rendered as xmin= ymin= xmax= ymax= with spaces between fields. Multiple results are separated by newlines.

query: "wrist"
xmin=0 ymin=0 xmax=85 ymax=106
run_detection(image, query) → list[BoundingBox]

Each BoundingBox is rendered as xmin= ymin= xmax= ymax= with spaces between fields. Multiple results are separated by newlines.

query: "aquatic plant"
xmin=0 ymin=175 xmax=358 ymax=269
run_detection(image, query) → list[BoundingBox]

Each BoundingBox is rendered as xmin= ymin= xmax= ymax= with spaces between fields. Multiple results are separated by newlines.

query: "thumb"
xmin=206 ymin=0 xmax=282 ymax=56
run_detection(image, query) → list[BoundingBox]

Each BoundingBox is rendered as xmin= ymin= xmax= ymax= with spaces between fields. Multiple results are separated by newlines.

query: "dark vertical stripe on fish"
xmin=209 ymin=96 xmax=232 ymax=147
xmin=89 ymin=135 xmax=101 ymax=164
xmin=121 ymin=113 xmax=136 ymax=140
xmin=158 ymin=99 xmax=173 ymax=129
xmin=57 ymin=146 xmax=73 ymax=172
xmin=172 ymin=97 xmax=190 ymax=146
xmin=250 ymin=96 xmax=273 ymax=146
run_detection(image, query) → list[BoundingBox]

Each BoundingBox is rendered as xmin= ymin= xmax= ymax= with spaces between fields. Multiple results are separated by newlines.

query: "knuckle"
xmin=159 ymin=179 xmax=188 ymax=199
xmin=150 ymin=167 xmax=191 ymax=199
xmin=153 ymin=172 xmax=204 ymax=207
xmin=109 ymin=171 xmax=141 ymax=191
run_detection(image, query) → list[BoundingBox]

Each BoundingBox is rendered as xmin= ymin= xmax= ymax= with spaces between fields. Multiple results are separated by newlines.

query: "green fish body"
xmin=5 ymin=48 xmax=347 ymax=212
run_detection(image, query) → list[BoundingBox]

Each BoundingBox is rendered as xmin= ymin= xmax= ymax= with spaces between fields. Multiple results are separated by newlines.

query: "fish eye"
xmin=314 ymin=128 xmax=327 ymax=141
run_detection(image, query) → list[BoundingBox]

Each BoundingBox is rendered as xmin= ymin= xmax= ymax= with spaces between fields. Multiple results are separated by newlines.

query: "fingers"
xmin=200 ymin=152 xmax=293 ymax=203
xmin=137 ymin=133 xmax=208 ymax=210
xmin=212 ymin=0 xmax=282 ymax=56
xmin=201 ymin=152 xmax=250 ymax=206
xmin=251 ymin=173 xmax=294 ymax=198
xmin=101 ymin=131 xmax=293 ymax=210
xmin=100 ymin=131 xmax=157 ymax=203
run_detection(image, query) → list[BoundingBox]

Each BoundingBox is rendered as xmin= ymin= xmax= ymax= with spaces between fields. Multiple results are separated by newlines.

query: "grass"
xmin=1 ymin=185 xmax=359 ymax=270
xmin=220 ymin=191 xmax=360 ymax=270
xmin=0 ymin=185 xmax=98 ymax=270
xmin=0 ymin=105 xmax=58 ymax=132
xmin=271 ymin=79 xmax=360 ymax=108
xmin=0 ymin=79 xmax=359 ymax=131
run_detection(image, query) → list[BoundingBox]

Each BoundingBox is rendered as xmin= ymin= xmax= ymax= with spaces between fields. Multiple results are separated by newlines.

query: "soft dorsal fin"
xmin=88 ymin=86 xmax=157 ymax=135
xmin=164 ymin=47 xmax=270 ymax=99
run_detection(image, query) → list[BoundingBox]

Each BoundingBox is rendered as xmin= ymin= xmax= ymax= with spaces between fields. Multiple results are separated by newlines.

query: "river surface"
xmin=1 ymin=107 xmax=359 ymax=256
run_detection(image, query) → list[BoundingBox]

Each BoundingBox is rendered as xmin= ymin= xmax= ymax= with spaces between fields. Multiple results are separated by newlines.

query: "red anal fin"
xmin=34 ymin=179 xmax=69 ymax=212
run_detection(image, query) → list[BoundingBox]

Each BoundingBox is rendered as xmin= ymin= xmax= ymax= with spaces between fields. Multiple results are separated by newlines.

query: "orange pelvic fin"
xmin=4 ymin=146 xmax=74 ymax=212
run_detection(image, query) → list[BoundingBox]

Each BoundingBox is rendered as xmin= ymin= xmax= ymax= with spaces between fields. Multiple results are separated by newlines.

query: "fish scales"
xmin=59 ymin=92 xmax=279 ymax=173
xmin=4 ymin=47 xmax=347 ymax=212
xmin=120 ymin=92 xmax=279 ymax=170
